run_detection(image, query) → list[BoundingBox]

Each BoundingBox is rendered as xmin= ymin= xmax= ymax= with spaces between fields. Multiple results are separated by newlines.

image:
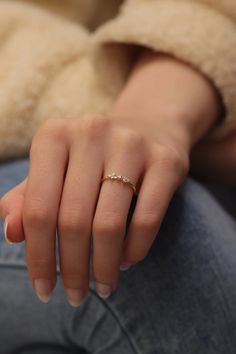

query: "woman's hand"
xmin=0 ymin=48 xmax=221 ymax=307
xmin=0 ymin=113 xmax=189 ymax=306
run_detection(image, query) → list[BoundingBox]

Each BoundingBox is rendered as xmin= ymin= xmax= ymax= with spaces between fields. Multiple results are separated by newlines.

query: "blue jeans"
xmin=0 ymin=158 xmax=236 ymax=354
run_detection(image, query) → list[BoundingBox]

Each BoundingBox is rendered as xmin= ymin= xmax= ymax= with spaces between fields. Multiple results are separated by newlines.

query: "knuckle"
xmin=36 ymin=118 xmax=67 ymax=142
xmin=158 ymin=145 xmax=178 ymax=166
xmin=58 ymin=213 xmax=89 ymax=236
xmin=23 ymin=203 xmax=52 ymax=227
xmin=29 ymin=119 xmax=69 ymax=160
xmin=118 ymin=129 xmax=144 ymax=149
xmin=93 ymin=216 xmax=124 ymax=238
xmin=80 ymin=113 xmax=110 ymax=140
xmin=157 ymin=145 xmax=189 ymax=177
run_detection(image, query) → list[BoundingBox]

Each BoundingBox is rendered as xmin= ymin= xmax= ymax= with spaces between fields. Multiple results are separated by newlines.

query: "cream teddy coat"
xmin=0 ymin=0 xmax=235 ymax=161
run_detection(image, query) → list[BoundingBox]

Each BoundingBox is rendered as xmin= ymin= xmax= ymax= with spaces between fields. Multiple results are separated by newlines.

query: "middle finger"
xmin=57 ymin=138 xmax=104 ymax=306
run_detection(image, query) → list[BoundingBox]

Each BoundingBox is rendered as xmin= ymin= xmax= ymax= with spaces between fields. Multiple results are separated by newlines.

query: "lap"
xmin=0 ymin=158 xmax=236 ymax=354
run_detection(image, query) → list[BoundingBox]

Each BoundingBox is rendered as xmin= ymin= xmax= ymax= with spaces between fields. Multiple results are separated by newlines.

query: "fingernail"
xmin=120 ymin=261 xmax=133 ymax=271
xmin=34 ymin=279 xmax=52 ymax=303
xmin=66 ymin=288 xmax=84 ymax=308
xmin=95 ymin=282 xmax=112 ymax=299
xmin=4 ymin=217 xmax=13 ymax=245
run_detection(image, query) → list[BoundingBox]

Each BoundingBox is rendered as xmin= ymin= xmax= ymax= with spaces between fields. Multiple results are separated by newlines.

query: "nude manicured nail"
xmin=120 ymin=262 xmax=133 ymax=271
xmin=95 ymin=282 xmax=112 ymax=299
xmin=34 ymin=279 xmax=52 ymax=303
xmin=66 ymin=289 xmax=84 ymax=308
xmin=4 ymin=217 xmax=13 ymax=245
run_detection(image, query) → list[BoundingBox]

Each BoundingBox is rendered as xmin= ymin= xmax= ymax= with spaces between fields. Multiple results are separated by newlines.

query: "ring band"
xmin=101 ymin=172 xmax=137 ymax=195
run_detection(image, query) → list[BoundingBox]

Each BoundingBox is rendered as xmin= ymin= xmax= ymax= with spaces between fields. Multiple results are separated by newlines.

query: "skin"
xmin=0 ymin=49 xmax=221 ymax=306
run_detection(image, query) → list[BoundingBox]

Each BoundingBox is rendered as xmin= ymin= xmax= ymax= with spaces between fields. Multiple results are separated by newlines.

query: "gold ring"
xmin=101 ymin=172 xmax=137 ymax=195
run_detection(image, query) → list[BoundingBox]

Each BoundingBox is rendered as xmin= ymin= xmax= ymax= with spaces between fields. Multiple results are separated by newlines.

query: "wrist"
xmin=110 ymin=49 xmax=222 ymax=153
xmin=110 ymin=106 xmax=194 ymax=157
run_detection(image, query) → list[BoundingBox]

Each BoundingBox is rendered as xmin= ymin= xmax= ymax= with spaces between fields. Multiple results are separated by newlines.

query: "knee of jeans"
xmin=152 ymin=178 xmax=236 ymax=285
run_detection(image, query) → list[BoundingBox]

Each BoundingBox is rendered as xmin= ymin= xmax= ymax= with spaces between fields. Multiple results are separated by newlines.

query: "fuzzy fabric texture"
xmin=93 ymin=0 xmax=236 ymax=139
xmin=0 ymin=0 xmax=235 ymax=160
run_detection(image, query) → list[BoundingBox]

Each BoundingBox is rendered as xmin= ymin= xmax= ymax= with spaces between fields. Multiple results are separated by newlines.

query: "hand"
xmin=0 ymin=113 xmax=188 ymax=306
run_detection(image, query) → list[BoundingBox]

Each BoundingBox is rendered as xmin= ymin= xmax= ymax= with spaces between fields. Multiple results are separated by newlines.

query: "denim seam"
xmin=88 ymin=288 xmax=140 ymax=354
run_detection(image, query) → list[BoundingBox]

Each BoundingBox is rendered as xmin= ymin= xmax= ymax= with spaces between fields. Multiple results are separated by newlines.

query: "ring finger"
xmin=92 ymin=138 xmax=144 ymax=298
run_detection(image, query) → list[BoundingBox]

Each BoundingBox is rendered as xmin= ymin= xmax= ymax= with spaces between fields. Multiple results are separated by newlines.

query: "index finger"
xmin=23 ymin=128 xmax=69 ymax=302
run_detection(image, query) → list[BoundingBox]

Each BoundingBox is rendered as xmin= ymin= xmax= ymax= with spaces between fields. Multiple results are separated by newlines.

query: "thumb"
xmin=0 ymin=178 xmax=27 ymax=244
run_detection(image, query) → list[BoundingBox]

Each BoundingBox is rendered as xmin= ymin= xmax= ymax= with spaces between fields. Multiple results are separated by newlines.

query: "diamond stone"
xmin=123 ymin=177 xmax=130 ymax=183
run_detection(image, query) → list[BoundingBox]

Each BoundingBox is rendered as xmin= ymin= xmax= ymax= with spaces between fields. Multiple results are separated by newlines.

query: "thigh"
xmin=1 ymin=159 xmax=236 ymax=354
xmin=106 ymin=178 xmax=236 ymax=354
xmin=0 ymin=265 xmax=136 ymax=354
xmin=0 ymin=159 xmax=135 ymax=354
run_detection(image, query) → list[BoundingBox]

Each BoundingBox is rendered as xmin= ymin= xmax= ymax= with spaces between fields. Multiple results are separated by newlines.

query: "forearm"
xmin=110 ymin=48 xmax=222 ymax=154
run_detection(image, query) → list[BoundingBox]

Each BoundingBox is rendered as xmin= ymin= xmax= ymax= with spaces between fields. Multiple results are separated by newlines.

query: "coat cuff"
xmin=92 ymin=0 xmax=236 ymax=140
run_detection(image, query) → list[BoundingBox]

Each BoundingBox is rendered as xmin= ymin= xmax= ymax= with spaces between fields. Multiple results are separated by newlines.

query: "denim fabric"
xmin=0 ymin=158 xmax=236 ymax=354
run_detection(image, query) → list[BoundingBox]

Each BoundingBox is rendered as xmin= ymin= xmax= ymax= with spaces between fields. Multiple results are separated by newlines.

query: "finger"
xmin=0 ymin=179 xmax=27 ymax=244
xmin=92 ymin=142 xmax=143 ymax=298
xmin=58 ymin=139 xmax=104 ymax=307
xmin=23 ymin=129 xmax=69 ymax=303
xmin=121 ymin=157 xmax=183 ymax=270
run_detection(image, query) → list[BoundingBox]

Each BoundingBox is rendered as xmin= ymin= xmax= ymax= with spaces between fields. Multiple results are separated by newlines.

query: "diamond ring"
xmin=101 ymin=172 xmax=137 ymax=195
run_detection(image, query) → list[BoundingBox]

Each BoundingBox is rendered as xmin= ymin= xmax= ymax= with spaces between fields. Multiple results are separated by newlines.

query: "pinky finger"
xmin=120 ymin=164 xmax=180 ymax=270
xmin=0 ymin=179 xmax=27 ymax=244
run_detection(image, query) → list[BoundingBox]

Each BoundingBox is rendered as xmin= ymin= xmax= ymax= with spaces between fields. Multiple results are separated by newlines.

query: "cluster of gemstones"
xmin=107 ymin=172 xmax=131 ymax=183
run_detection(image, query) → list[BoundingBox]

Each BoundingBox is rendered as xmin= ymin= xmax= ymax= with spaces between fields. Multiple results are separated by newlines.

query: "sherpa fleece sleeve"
xmin=0 ymin=1 xmax=113 ymax=161
xmin=92 ymin=0 xmax=236 ymax=140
